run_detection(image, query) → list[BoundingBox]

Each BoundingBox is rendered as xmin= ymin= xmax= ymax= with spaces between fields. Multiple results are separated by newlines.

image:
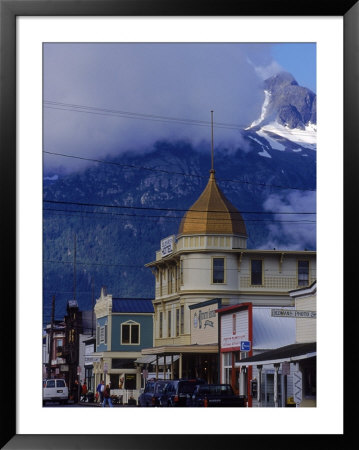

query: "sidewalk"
xmin=76 ymin=400 xmax=137 ymax=407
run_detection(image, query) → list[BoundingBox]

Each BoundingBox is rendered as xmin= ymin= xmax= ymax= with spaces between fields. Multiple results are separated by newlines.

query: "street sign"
xmin=240 ymin=341 xmax=251 ymax=352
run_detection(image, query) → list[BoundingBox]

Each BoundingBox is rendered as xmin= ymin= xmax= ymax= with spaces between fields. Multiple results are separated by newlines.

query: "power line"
xmin=43 ymin=151 xmax=316 ymax=192
xmin=43 ymin=100 xmax=318 ymax=137
xmin=43 ymin=208 xmax=316 ymax=224
xmin=43 ymin=199 xmax=316 ymax=215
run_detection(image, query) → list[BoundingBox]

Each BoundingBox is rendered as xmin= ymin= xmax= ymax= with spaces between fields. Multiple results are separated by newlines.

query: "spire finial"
xmin=211 ymin=110 xmax=214 ymax=173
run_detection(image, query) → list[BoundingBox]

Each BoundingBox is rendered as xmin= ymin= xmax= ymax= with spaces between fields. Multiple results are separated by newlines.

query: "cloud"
xmin=260 ymin=190 xmax=316 ymax=250
xmin=43 ymin=43 xmax=281 ymax=174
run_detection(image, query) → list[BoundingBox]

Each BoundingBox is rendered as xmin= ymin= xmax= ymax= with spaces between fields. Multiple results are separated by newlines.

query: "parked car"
xmin=138 ymin=379 xmax=167 ymax=406
xmin=187 ymin=383 xmax=245 ymax=407
xmin=43 ymin=378 xmax=69 ymax=405
xmin=159 ymin=379 xmax=206 ymax=407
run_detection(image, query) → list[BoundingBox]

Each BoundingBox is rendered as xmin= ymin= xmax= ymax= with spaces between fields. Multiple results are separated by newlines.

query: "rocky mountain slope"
xmin=43 ymin=72 xmax=316 ymax=321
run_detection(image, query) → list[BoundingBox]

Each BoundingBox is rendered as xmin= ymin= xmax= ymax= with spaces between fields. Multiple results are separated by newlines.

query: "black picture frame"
xmin=1 ymin=1 xmax=356 ymax=448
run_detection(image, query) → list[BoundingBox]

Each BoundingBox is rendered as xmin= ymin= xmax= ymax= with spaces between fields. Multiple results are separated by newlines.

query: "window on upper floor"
xmin=159 ymin=311 xmax=163 ymax=338
xmin=212 ymin=257 xmax=225 ymax=284
xmin=168 ymin=310 xmax=172 ymax=337
xmin=180 ymin=305 xmax=184 ymax=335
xmin=298 ymin=260 xmax=310 ymax=287
xmin=251 ymin=259 xmax=263 ymax=285
xmin=121 ymin=321 xmax=140 ymax=345
xmin=176 ymin=308 xmax=180 ymax=336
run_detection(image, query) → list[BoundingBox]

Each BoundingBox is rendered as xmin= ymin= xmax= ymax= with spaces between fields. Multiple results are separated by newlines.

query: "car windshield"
xmin=155 ymin=383 xmax=166 ymax=393
xmin=56 ymin=380 xmax=66 ymax=387
xmin=179 ymin=382 xmax=198 ymax=394
xmin=198 ymin=385 xmax=233 ymax=395
xmin=46 ymin=380 xmax=55 ymax=388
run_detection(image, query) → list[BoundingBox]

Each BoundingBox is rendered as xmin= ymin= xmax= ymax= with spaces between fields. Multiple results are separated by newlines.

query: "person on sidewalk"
xmin=102 ymin=384 xmax=113 ymax=407
xmin=96 ymin=380 xmax=105 ymax=403
xmin=81 ymin=381 xmax=88 ymax=402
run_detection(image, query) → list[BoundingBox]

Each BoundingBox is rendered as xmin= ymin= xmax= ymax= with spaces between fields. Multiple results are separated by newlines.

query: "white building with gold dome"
xmin=140 ymin=167 xmax=316 ymax=385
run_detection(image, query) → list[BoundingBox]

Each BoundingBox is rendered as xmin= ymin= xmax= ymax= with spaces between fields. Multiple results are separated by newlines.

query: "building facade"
xmin=142 ymin=168 xmax=316 ymax=387
xmin=92 ymin=287 xmax=154 ymax=397
xmin=235 ymin=281 xmax=316 ymax=407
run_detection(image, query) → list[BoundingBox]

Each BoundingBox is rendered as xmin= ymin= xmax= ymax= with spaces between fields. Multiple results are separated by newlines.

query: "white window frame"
xmin=212 ymin=256 xmax=226 ymax=284
xmin=121 ymin=320 xmax=140 ymax=345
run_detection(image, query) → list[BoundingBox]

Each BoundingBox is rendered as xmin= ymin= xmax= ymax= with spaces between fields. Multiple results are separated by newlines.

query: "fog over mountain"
xmin=43 ymin=43 xmax=296 ymax=176
xmin=43 ymin=71 xmax=316 ymax=321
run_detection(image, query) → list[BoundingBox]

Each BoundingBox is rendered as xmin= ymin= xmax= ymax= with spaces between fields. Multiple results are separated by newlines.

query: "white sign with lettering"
xmin=271 ymin=309 xmax=316 ymax=319
xmin=161 ymin=235 xmax=175 ymax=257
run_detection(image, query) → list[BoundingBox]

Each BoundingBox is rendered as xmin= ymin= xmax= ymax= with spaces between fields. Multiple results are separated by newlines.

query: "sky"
xmin=43 ymin=42 xmax=316 ymax=175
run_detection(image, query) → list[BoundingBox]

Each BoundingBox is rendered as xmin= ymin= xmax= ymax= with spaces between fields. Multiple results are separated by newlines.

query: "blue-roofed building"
xmin=92 ymin=287 xmax=154 ymax=401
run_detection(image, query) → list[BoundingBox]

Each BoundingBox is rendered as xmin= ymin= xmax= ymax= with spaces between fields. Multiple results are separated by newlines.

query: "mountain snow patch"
xmin=260 ymin=122 xmax=316 ymax=151
xmin=247 ymin=90 xmax=271 ymax=128
xmin=258 ymin=149 xmax=272 ymax=158
xmin=256 ymin=129 xmax=286 ymax=151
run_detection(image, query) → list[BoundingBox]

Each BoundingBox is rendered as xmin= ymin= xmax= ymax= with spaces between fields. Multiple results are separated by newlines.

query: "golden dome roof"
xmin=178 ymin=170 xmax=247 ymax=236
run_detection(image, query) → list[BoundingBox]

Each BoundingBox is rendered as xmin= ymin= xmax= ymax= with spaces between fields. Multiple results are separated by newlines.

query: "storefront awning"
xmin=235 ymin=342 xmax=316 ymax=367
xmin=134 ymin=355 xmax=180 ymax=366
xmin=141 ymin=344 xmax=218 ymax=356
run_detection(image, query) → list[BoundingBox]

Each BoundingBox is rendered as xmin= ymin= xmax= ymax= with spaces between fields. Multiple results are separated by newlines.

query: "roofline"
xmin=145 ymin=248 xmax=316 ymax=267
xmin=188 ymin=298 xmax=222 ymax=310
xmin=141 ymin=344 xmax=218 ymax=355
xmin=289 ymin=280 xmax=317 ymax=297
xmin=235 ymin=352 xmax=316 ymax=367
xmin=216 ymin=302 xmax=252 ymax=314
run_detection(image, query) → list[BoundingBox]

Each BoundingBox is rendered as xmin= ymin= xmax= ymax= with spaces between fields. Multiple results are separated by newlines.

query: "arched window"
xmin=121 ymin=320 xmax=140 ymax=345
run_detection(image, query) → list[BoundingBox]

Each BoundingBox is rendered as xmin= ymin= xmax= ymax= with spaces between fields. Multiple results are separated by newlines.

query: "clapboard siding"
xmin=296 ymin=295 xmax=316 ymax=343
xmin=221 ymin=309 xmax=249 ymax=347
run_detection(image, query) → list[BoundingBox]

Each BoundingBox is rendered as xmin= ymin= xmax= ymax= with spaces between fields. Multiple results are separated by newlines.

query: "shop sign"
xmin=161 ymin=235 xmax=175 ymax=257
xmin=60 ymin=365 xmax=69 ymax=372
xmin=271 ymin=309 xmax=316 ymax=319
xmin=193 ymin=309 xmax=216 ymax=329
xmin=221 ymin=333 xmax=246 ymax=349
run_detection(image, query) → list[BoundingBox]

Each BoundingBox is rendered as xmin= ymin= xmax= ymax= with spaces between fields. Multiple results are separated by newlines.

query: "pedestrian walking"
xmin=97 ymin=380 xmax=105 ymax=403
xmin=102 ymin=384 xmax=113 ymax=407
xmin=73 ymin=379 xmax=80 ymax=403
xmin=81 ymin=381 xmax=88 ymax=402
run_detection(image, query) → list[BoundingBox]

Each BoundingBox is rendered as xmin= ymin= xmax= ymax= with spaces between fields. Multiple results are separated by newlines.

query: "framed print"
xmin=1 ymin=0 xmax=357 ymax=448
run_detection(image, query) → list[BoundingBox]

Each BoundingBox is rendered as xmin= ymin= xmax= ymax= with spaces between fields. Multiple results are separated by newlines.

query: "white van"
xmin=43 ymin=378 xmax=69 ymax=405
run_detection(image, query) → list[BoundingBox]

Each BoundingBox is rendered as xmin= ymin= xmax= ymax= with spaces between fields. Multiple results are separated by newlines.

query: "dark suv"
xmin=138 ymin=380 xmax=167 ymax=407
xmin=187 ymin=383 xmax=246 ymax=407
xmin=159 ymin=379 xmax=206 ymax=407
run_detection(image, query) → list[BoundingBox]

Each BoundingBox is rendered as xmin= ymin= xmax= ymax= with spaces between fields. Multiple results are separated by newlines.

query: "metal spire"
xmin=211 ymin=110 xmax=214 ymax=172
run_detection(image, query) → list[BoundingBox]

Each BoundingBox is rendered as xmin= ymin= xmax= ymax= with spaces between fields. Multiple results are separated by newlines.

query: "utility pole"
xmin=91 ymin=277 xmax=94 ymax=336
xmin=73 ymin=233 xmax=77 ymax=301
xmin=48 ymin=294 xmax=55 ymax=379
